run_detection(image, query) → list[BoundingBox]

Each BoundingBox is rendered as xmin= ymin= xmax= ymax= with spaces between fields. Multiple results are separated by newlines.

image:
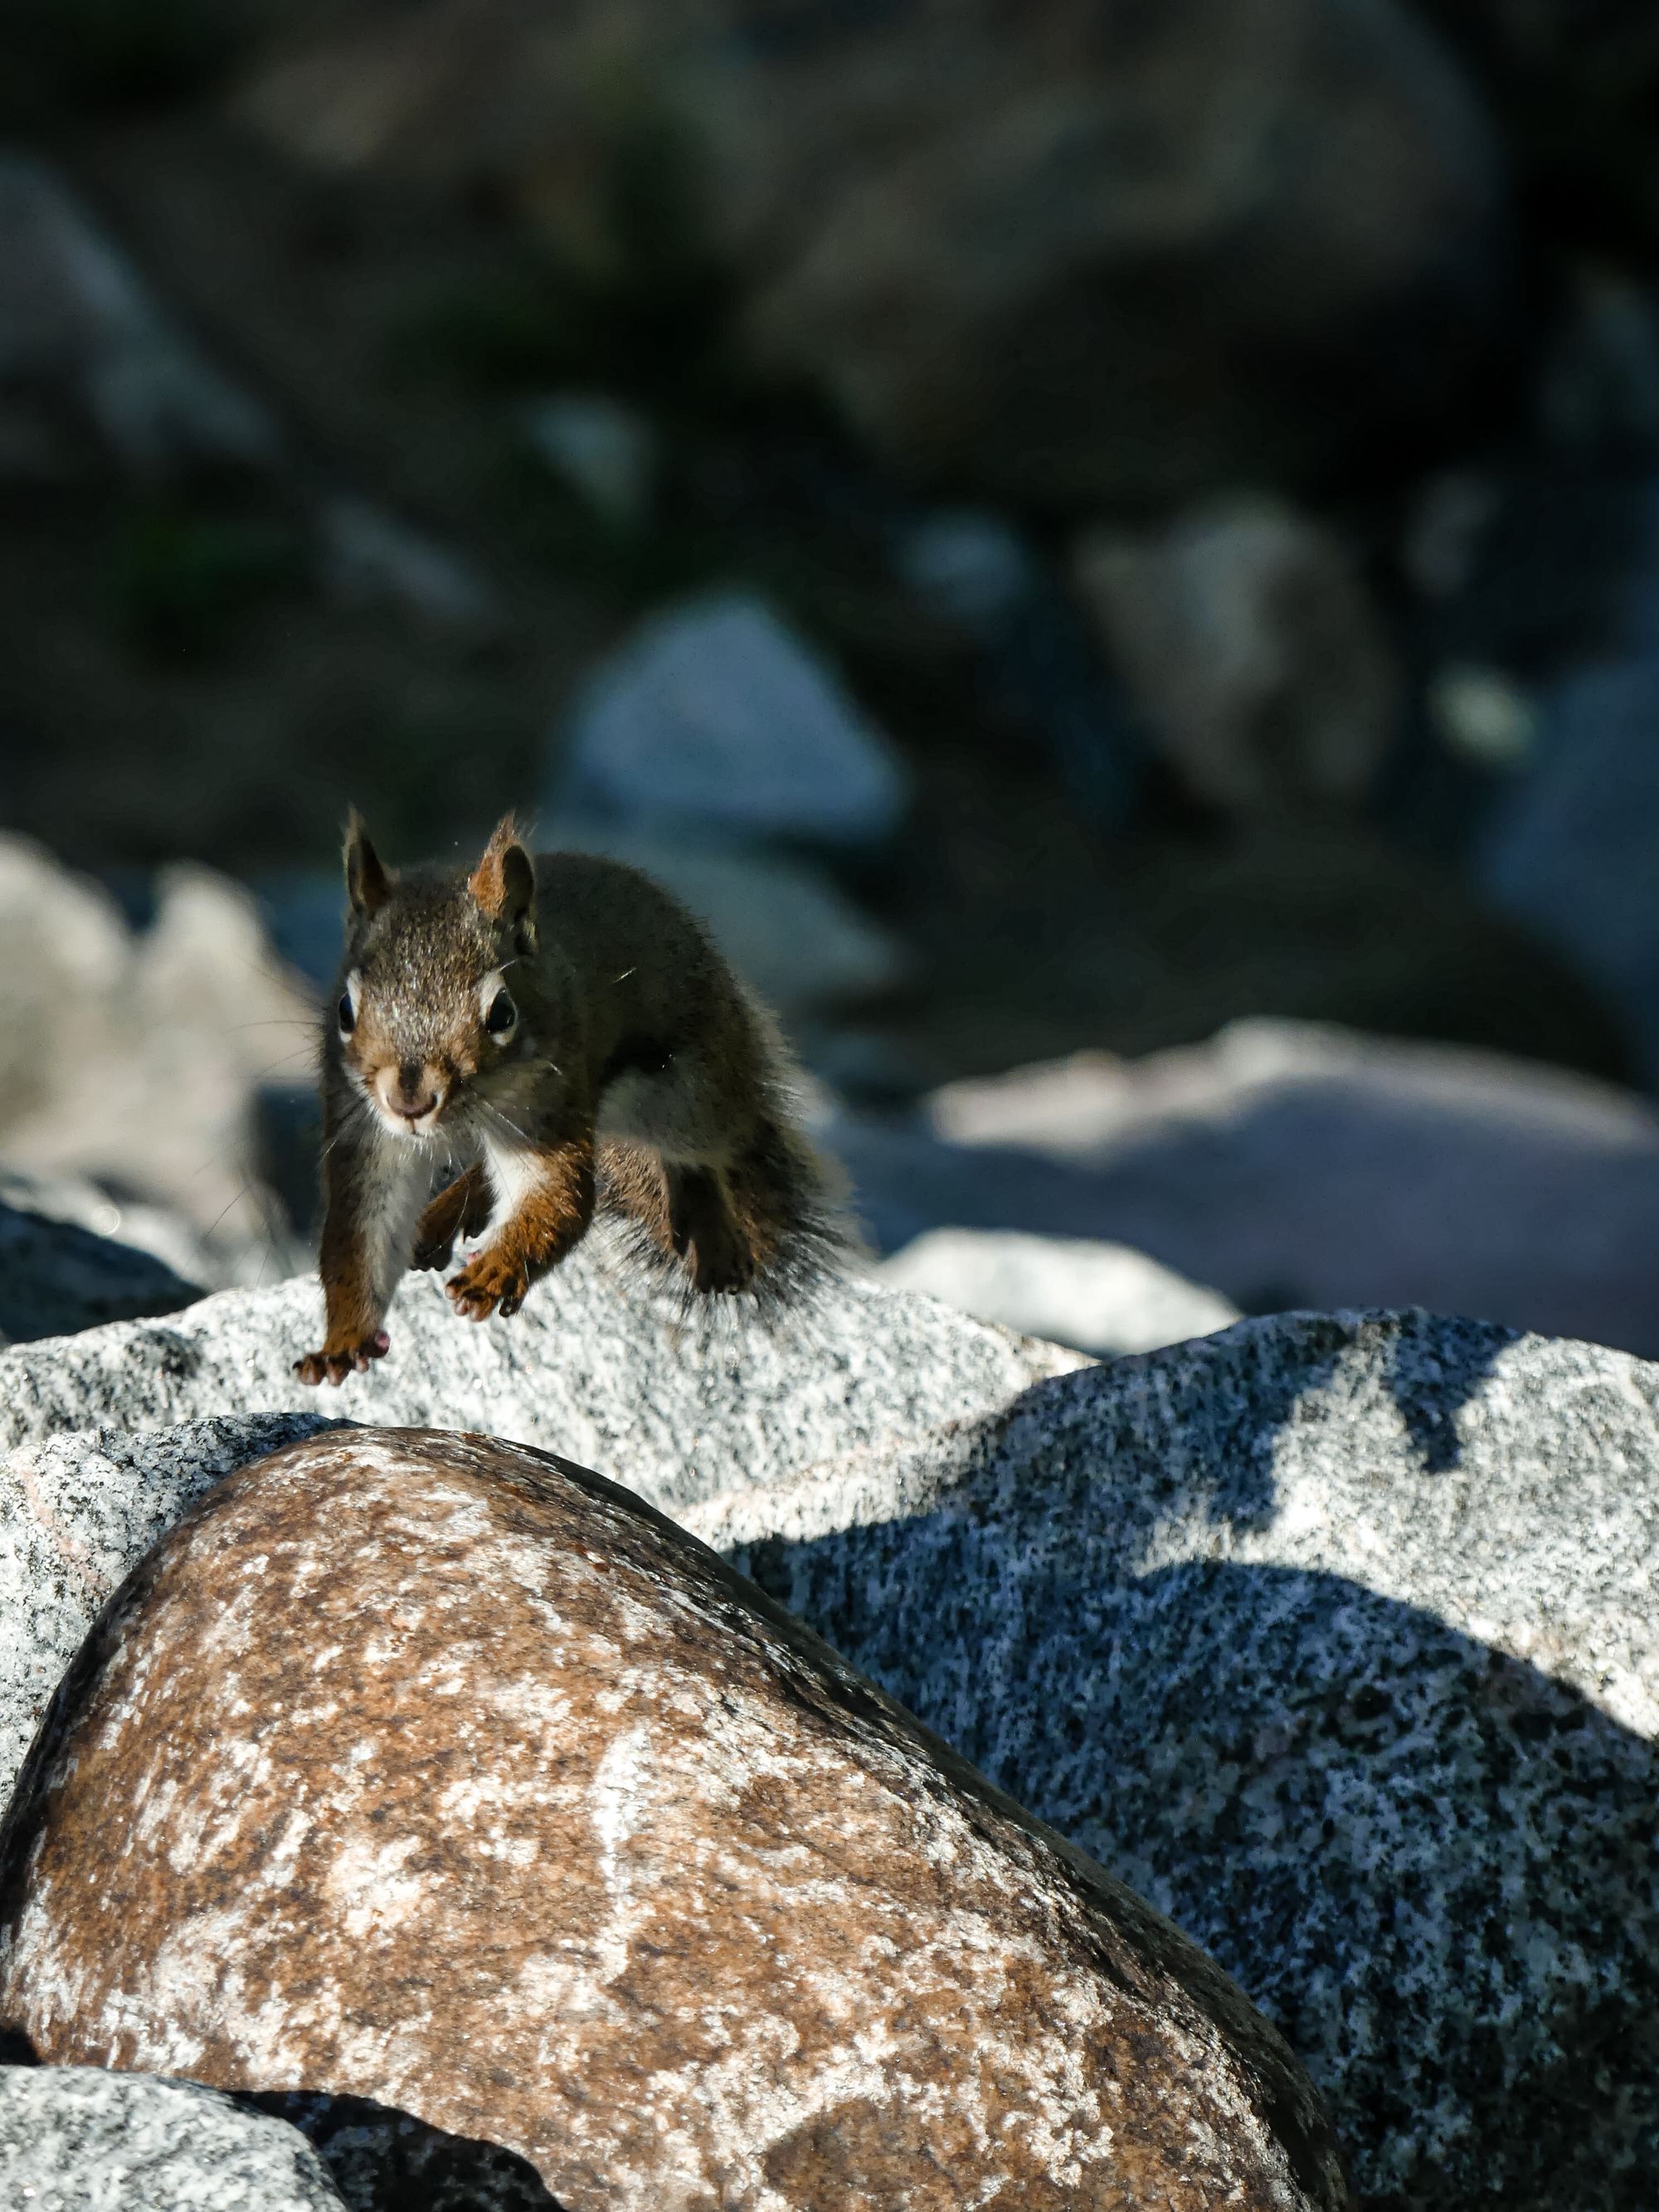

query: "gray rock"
xmin=552 ymin=591 xmax=909 ymax=845
xmin=1076 ymin=498 xmax=1399 ymax=814
xmin=830 ymin=1019 xmax=1659 ymax=1354
xmin=533 ymin=819 xmax=906 ymax=1014
xmin=0 ymin=2064 xmax=346 ymax=2210
xmin=0 ymin=1415 xmax=339 ymax=1801
xmin=0 ymin=842 xmax=314 ymax=1282
xmin=0 ymin=834 xmax=130 ymax=1135
xmin=0 ymin=1169 xmax=225 ymax=1296
xmin=0 ymin=1261 xmax=1074 ymax=1485
xmin=0 ymin=1427 xmax=1349 ymax=2210
xmin=235 ymin=2092 xmax=568 ymax=2212
xmin=0 ymin=1269 xmax=1079 ymax=1801
xmin=0 ymin=1182 xmax=202 ymax=1344
xmin=692 ymin=1308 xmax=1659 ymax=2210
xmin=0 ymin=155 xmax=278 ymax=478
xmin=1481 ymin=658 xmax=1659 ymax=1081
xmin=315 ymin=497 xmax=497 ymax=634
xmin=8 ymin=1297 xmax=1653 ymax=2203
xmin=521 ymin=394 xmax=657 ymax=529
xmin=877 ymin=1227 xmax=1238 ymax=1357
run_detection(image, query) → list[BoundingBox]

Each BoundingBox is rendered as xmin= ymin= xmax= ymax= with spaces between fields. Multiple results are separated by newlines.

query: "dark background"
xmin=5 ymin=0 xmax=1659 ymax=1343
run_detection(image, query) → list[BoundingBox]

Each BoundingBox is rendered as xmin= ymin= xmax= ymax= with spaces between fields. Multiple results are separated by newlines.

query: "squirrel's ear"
xmin=343 ymin=810 xmax=391 ymax=916
xmin=469 ymin=813 xmax=535 ymax=936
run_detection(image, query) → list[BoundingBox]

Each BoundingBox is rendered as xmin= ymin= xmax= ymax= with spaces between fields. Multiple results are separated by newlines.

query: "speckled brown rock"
xmin=0 ymin=1429 xmax=1347 ymax=2211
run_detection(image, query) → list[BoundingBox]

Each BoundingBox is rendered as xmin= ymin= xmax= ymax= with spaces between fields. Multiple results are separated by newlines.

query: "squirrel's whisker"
xmin=479 ymin=1098 xmax=533 ymax=1148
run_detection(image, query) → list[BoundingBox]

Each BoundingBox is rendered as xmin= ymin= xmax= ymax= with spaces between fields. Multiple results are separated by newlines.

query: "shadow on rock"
xmin=0 ymin=2040 xmax=567 ymax=2210
xmin=725 ymin=1315 xmax=1658 ymax=2209
xmin=747 ymin=1539 xmax=1657 ymax=2210
xmin=236 ymin=2089 xmax=568 ymax=2211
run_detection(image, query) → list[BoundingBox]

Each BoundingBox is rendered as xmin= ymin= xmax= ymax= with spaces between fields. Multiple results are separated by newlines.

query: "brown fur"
xmin=294 ymin=814 xmax=844 ymax=1384
xmin=411 ymin=1163 xmax=494 ymax=1271
xmin=446 ymin=1137 xmax=596 ymax=1320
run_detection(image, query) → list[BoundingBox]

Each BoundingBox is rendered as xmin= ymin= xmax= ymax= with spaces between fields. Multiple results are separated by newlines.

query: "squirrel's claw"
xmin=445 ymin=1252 xmax=528 ymax=1323
xmin=294 ymin=1331 xmax=391 ymax=1388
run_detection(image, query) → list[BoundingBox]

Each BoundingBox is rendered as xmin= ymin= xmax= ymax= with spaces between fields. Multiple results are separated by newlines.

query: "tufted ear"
xmin=343 ymin=809 xmax=391 ymax=916
xmin=468 ymin=813 xmax=536 ymax=940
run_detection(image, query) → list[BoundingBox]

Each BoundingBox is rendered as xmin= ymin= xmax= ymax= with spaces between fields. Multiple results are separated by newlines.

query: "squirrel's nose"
xmin=377 ymin=1063 xmax=445 ymax=1126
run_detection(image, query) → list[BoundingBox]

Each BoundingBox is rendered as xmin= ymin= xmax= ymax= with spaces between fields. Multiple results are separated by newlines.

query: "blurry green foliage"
xmin=105 ymin=502 xmax=306 ymax=663
xmin=2 ymin=0 xmax=259 ymax=113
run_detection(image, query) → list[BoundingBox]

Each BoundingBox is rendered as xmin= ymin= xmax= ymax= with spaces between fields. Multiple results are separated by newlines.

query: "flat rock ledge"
xmin=0 ymin=1251 xmax=1086 ymax=1503
xmin=0 ymin=1428 xmax=1347 ymax=2212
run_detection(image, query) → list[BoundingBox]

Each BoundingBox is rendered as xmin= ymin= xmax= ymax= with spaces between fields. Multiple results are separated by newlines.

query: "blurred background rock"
xmin=4 ymin=0 xmax=1659 ymax=1353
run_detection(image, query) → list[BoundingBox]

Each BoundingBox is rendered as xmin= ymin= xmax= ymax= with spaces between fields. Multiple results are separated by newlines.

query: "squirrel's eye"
xmin=337 ymin=994 xmax=356 ymax=1037
xmin=485 ymin=989 xmax=517 ymax=1038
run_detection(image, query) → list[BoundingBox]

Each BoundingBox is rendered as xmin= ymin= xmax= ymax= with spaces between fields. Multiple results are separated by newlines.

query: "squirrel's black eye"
xmin=337 ymin=994 xmax=356 ymax=1036
xmin=485 ymin=989 xmax=517 ymax=1037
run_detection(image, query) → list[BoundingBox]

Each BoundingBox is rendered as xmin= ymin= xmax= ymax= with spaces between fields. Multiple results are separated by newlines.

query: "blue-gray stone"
xmin=694 ymin=1307 xmax=1659 ymax=2210
xmin=1481 ymin=657 xmax=1659 ymax=1079
xmin=825 ymin=1018 xmax=1659 ymax=1356
xmin=0 ymin=1187 xmax=201 ymax=1344
xmin=552 ymin=592 xmax=908 ymax=846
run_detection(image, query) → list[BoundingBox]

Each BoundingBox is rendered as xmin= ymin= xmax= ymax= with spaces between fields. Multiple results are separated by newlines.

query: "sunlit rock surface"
xmin=0 ymin=1427 xmax=1348 ymax=2212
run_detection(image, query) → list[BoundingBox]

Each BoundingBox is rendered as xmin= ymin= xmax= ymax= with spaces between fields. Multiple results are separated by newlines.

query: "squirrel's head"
xmin=333 ymin=811 xmax=540 ymax=1142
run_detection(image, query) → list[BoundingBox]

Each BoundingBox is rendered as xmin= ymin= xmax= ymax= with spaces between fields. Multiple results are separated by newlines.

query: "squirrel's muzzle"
xmin=373 ymin=1059 xmax=448 ymax=1135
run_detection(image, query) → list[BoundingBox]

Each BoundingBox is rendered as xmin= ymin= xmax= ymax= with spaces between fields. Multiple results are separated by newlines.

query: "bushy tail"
xmin=722 ymin=1093 xmax=851 ymax=1316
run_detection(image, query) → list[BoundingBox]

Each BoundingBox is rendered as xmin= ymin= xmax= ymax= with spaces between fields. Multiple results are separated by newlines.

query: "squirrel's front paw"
xmin=294 ymin=1331 xmax=390 ymax=1387
xmin=445 ymin=1249 xmax=530 ymax=1322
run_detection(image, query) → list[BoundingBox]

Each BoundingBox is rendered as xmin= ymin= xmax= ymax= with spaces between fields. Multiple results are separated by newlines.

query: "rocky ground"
xmin=0 ymin=1219 xmax=1653 ymax=2205
xmin=4 ymin=7 xmax=1659 ymax=2201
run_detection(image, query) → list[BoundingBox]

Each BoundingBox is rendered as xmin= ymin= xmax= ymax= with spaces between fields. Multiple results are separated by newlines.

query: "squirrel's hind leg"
xmin=596 ymin=1136 xmax=677 ymax=1263
xmin=596 ymin=1140 xmax=756 ymax=1295
xmin=666 ymin=1165 xmax=757 ymax=1295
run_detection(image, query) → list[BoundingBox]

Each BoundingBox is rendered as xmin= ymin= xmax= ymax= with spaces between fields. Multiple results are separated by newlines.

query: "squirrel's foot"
xmin=294 ymin=1331 xmax=391 ymax=1388
xmin=445 ymin=1248 xmax=530 ymax=1322
xmin=411 ymin=1232 xmax=455 ymax=1272
xmin=688 ymin=1229 xmax=757 ymax=1296
xmin=669 ymin=1169 xmax=757 ymax=1295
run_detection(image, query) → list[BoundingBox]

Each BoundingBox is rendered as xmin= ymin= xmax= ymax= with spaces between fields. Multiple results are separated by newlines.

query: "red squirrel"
xmin=294 ymin=812 xmax=844 ymax=1386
